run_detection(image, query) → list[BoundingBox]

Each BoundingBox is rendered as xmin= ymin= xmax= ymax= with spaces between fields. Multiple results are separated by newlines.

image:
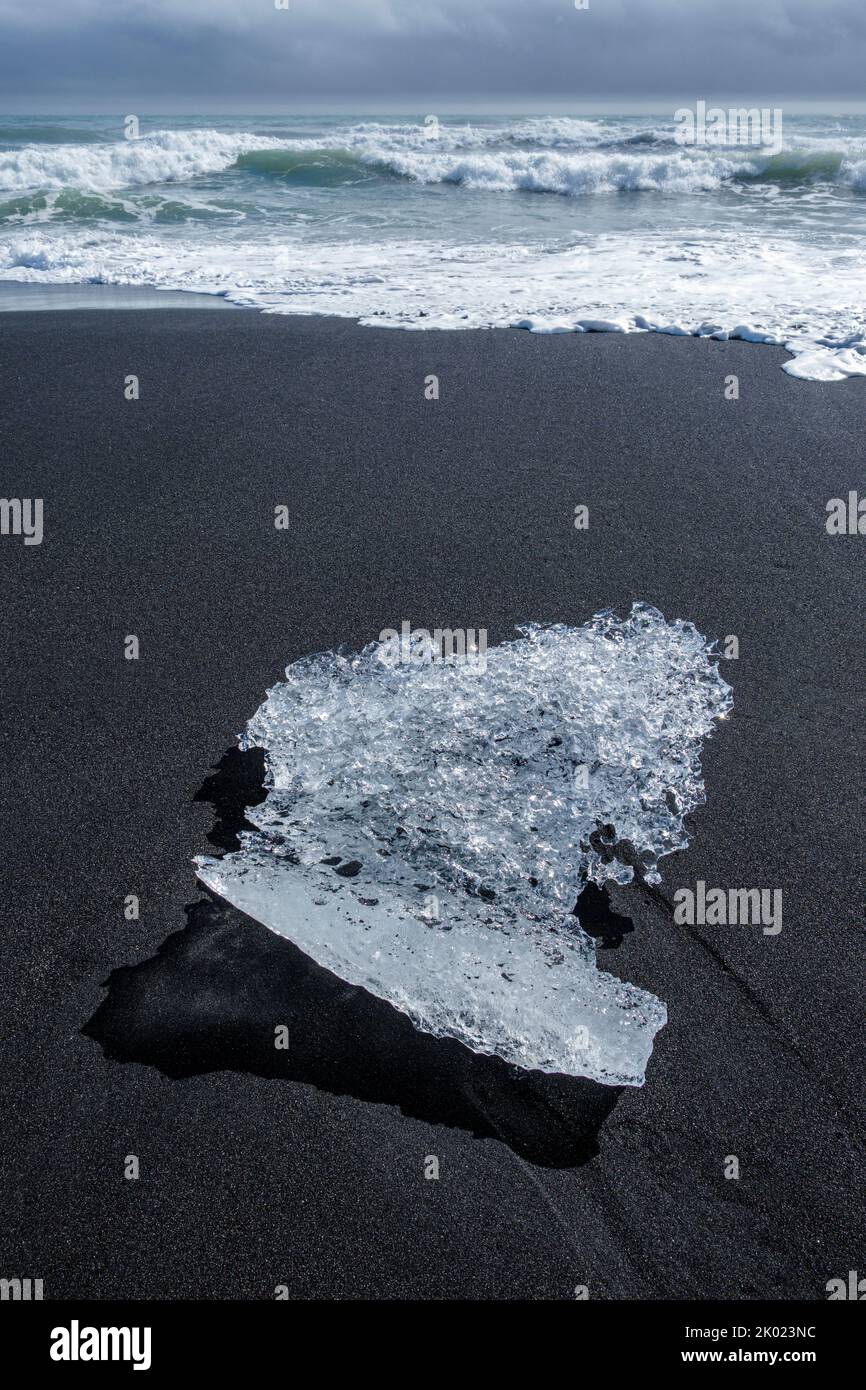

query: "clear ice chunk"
xmin=195 ymin=603 xmax=732 ymax=1086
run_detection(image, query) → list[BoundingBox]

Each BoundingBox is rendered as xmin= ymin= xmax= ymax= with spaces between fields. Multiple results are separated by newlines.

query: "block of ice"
xmin=195 ymin=604 xmax=732 ymax=1086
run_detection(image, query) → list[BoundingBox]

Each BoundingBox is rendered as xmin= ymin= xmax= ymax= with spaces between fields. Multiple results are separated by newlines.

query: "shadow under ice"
xmin=83 ymin=746 xmax=636 ymax=1169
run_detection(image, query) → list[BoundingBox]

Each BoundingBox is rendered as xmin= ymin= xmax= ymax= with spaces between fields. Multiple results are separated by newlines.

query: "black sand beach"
xmin=1 ymin=309 xmax=864 ymax=1299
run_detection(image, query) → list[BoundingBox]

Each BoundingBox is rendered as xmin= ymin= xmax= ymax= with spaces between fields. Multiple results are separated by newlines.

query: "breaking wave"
xmin=1 ymin=123 xmax=865 ymax=198
xmin=0 ymin=129 xmax=290 ymax=193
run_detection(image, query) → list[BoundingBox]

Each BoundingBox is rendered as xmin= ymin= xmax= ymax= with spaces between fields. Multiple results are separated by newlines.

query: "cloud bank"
xmin=0 ymin=0 xmax=864 ymax=109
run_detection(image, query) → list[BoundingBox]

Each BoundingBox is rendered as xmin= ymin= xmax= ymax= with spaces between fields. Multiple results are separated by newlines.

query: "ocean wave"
xmin=363 ymin=143 xmax=866 ymax=195
xmin=319 ymin=117 xmax=617 ymax=151
xmin=235 ymin=146 xmax=383 ymax=185
xmin=740 ymin=149 xmax=847 ymax=183
xmin=0 ymin=121 xmax=597 ymax=195
xmin=368 ymin=146 xmax=747 ymax=194
xmin=0 ymin=119 xmax=625 ymax=196
xmin=0 ymin=128 xmax=290 ymax=193
xmin=841 ymin=158 xmax=866 ymax=191
xmin=3 ymin=122 xmax=865 ymax=199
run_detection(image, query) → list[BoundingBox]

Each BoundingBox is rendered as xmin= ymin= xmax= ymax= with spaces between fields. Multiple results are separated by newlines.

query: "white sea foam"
xmin=358 ymin=135 xmax=866 ymax=195
xmin=362 ymin=146 xmax=750 ymax=194
xmin=0 ymin=129 xmax=292 ymax=193
xmin=195 ymin=606 xmax=732 ymax=1085
xmin=842 ymin=158 xmax=866 ymax=191
xmin=3 ymin=222 xmax=863 ymax=380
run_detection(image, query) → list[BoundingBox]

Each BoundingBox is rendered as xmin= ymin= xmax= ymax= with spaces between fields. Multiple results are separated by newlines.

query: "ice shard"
xmin=195 ymin=604 xmax=732 ymax=1086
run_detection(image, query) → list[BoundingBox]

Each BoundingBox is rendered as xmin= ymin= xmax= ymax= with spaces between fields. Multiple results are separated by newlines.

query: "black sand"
xmin=1 ymin=309 xmax=864 ymax=1299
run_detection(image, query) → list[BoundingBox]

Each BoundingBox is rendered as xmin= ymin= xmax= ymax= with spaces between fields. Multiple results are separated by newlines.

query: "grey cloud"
xmin=0 ymin=0 xmax=864 ymax=109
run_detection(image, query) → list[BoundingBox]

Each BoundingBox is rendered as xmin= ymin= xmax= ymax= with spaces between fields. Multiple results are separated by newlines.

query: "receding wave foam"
xmin=3 ymin=222 xmax=864 ymax=381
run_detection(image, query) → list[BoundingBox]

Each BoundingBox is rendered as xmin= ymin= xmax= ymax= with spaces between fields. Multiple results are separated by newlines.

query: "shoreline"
xmin=1 ymin=280 xmax=864 ymax=383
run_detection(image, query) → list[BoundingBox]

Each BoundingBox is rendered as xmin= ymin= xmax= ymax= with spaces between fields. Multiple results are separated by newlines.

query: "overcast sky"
xmin=0 ymin=0 xmax=864 ymax=112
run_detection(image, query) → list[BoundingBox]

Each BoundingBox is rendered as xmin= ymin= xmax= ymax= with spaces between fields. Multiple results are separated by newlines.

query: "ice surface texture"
xmin=195 ymin=604 xmax=732 ymax=1086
